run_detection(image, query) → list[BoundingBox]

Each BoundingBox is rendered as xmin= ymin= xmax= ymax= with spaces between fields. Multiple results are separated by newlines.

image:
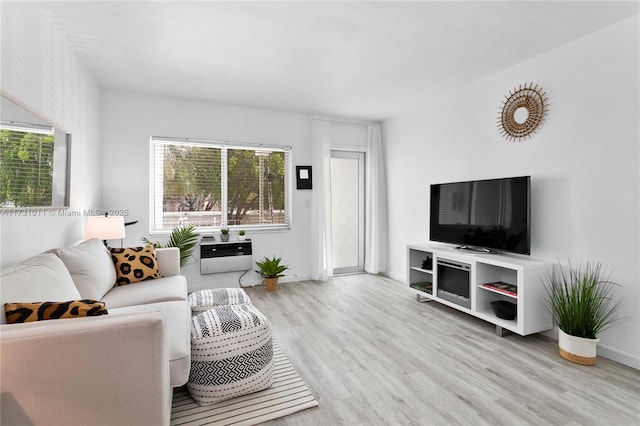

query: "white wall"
xmin=101 ymin=93 xmax=372 ymax=289
xmin=0 ymin=2 xmax=103 ymax=268
xmin=383 ymin=17 xmax=639 ymax=368
xmin=101 ymin=92 xmax=372 ymax=290
xmin=327 ymin=120 xmax=369 ymax=150
xmin=101 ymin=91 xmax=316 ymax=289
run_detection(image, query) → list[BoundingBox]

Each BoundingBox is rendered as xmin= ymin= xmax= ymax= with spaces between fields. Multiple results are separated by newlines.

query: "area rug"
xmin=171 ymin=341 xmax=319 ymax=426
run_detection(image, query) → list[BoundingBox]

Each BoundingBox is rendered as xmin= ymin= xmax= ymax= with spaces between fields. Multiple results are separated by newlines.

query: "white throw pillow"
xmin=0 ymin=253 xmax=82 ymax=325
xmin=56 ymin=239 xmax=117 ymax=301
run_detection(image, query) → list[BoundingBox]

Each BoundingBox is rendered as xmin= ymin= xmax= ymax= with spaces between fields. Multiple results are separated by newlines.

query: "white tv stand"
xmin=407 ymin=243 xmax=552 ymax=336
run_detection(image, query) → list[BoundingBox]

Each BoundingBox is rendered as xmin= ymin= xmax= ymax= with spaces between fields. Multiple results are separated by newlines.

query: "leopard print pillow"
xmin=110 ymin=245 xmax=162 ymax=286
xmin=4 ymin=300 xmax=108 ymax=324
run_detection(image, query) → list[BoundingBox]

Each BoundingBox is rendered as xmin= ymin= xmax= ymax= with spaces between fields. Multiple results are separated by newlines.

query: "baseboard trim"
xmin=597 ymin=344 xmax=640 ymax=370
xmin=279 ymin=274 xmax=311 ymax=283
xmin=239 ymin=274 xmax=312 ymax=287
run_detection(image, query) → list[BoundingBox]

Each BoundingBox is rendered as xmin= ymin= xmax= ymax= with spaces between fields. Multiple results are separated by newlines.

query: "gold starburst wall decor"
xmin=498 ymin=83 xmax=548 ymax=142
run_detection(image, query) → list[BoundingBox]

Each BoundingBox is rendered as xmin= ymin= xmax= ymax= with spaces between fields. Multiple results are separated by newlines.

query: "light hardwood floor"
xmin=243 ymin=274 xmax=640 ymax=426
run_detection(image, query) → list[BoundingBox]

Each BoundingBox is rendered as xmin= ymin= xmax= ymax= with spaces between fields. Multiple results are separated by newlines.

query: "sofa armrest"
xmin=156 ymin=247 xmax=181 ymax=277
xmin=0 ymin=312 xmax=170 ymax=426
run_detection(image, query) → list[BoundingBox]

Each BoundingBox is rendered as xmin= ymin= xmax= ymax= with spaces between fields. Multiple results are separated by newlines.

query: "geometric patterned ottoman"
xmin=188 ymin=288 xmax=252 ymax=315
xmin=187 ymin=303 xmax=274 ymax=406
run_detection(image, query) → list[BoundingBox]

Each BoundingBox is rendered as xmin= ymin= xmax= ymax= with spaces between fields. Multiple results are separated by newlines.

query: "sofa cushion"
xmin=110 ymin=245 xmax=162 ymax=286
xmin=110 ymin=301 xmax=191 ymax=387
xmin=4 ymin=300 xmax=108 ymax=324
xmin=0 ymin=254 xmax=82 ymax=325
xmin=101 ymin=275 xmax=187 ymax=309
xmin=56 ymin=239 xmax=117 ymax=300
xmin=155 ymin=247 xmax=181 ymax=277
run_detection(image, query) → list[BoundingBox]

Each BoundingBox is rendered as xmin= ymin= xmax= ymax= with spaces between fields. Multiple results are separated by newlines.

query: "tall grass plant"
xmin=544 ymin=261 xmax=622 ymax=339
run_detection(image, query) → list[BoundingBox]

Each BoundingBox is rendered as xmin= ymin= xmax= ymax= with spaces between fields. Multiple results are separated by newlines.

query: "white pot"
xmin=558 ymin=328 xmax=599 ymax=365
xmin=238 ymin=235 xmax=246 ymax=241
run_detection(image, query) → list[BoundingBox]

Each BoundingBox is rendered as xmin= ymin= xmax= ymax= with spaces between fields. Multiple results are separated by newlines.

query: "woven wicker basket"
xmin=264 ymin=277 xmax=278 ymax=291
xmin=558 ymin=329 xmax=598 ymax=366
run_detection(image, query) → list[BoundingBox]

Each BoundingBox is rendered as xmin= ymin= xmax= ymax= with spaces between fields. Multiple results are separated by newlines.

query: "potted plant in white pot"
xmin=255 ymin=256 xmax=288 ymax=291
xmin=238 ymin=230 xmax=246 ymax=241
xmin=544 ymin=260 xmax=623 ymax=365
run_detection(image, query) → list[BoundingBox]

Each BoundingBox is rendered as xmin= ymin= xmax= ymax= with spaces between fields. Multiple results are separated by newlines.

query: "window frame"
xmin=149 ymin=136 xmax=292 ymax=235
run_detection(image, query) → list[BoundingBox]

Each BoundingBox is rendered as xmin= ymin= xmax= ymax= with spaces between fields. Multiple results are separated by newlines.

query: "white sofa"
xmin=0 ymin=239 xmax=191 ymax=426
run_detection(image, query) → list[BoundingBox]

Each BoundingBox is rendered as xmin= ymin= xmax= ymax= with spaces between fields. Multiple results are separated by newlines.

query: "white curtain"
xmin=309 ymin=119 xmax=333 ymax=280
xmin=364 ymin=123 xmax=388 ymax=274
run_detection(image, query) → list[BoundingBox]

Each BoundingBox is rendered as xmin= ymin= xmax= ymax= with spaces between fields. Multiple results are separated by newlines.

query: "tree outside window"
xmin=0 ymin=126 xmax=55 ymax=208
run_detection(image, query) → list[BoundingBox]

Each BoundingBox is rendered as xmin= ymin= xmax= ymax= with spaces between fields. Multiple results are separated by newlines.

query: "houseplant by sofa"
xmin=0 ymin=238 xmax=191 ymax=424
xmin=142 ymin=223 xmax=200 ymax=267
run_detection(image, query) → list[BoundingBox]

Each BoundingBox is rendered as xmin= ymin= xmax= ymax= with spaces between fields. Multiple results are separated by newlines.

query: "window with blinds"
xmin=0 ymin=122 xmax=56 ymax=208
xmin=150 ymin=137 xmax=291 ymax=233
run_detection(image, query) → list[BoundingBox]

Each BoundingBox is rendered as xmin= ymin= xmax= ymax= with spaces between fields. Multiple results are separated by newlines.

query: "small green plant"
xmin=220 ymin=228 xmax=229 ymax=235
xmin=544 ymin=260 xmax=623 ymax=339
xmin=142 ymin=224 xmax=199 ymax=267
xmin=255 ymin=256 xmax=288 ymax=278
xmin=239 ymin=230 xmax=246 ymax=236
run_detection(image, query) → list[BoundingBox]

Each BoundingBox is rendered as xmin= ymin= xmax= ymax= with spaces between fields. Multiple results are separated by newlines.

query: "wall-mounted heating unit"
xmin=200 ymin=240 xmax=253 ymax=274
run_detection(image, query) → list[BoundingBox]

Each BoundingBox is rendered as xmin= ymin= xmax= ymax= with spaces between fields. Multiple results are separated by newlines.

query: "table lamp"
xmin=84 ymin=215 xmax=126 ymax=247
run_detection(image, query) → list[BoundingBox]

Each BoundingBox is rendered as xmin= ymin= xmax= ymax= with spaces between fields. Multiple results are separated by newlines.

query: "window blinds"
xmin=0 ymin=121 xmax=55 ymax=208
xmin=150 ymin=137 xmax=290 ymax=232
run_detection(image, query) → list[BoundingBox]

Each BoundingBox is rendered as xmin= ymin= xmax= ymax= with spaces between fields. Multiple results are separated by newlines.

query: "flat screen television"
xmin=430 ymin=176 xmax=530 ymax=255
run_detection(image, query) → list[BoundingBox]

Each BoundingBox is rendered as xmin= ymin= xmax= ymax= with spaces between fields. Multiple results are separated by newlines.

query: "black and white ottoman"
xmin=188 ymin=288 xmax=252 ymax=315
xmin=187 ymin=303 xmax=274 ymax=406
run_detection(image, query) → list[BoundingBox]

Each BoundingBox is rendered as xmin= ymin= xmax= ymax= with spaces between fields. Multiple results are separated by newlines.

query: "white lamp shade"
xmin=84 ymin=216 xmax=126 ymax=240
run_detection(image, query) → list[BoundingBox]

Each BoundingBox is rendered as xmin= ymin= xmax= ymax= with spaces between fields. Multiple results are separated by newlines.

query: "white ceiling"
xmin=36 ymin=1 xmax=639 ymax=121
